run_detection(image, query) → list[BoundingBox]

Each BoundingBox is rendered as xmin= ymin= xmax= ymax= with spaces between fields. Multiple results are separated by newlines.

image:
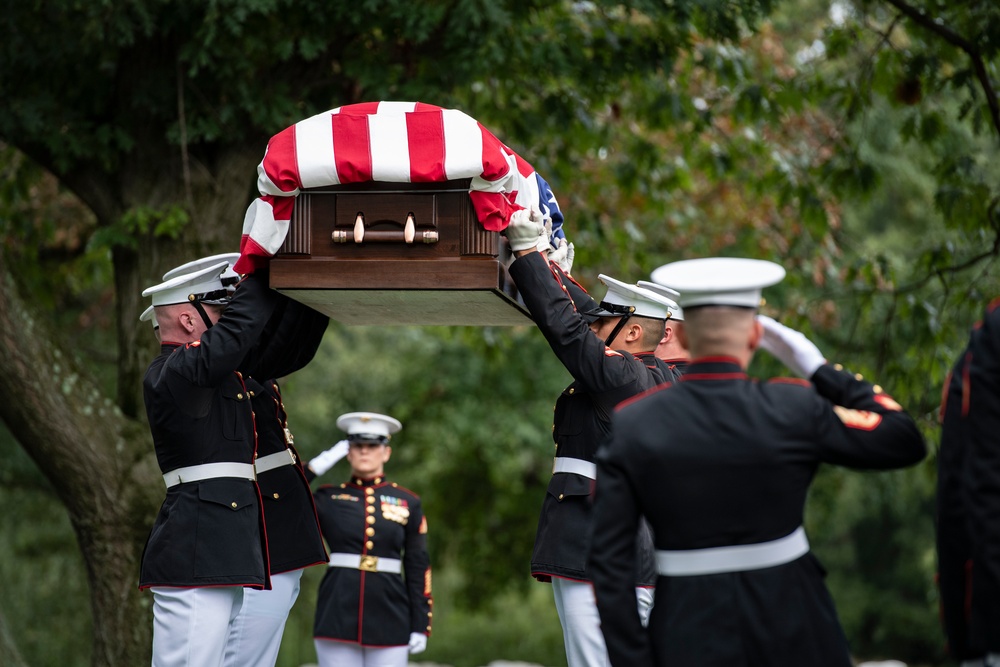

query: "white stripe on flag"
xmin=369 ymin=112 xmax=412 ymax=182
xmin=244 ymin=199 xmax=290 ymax=254
xmin=375 ymin=100 xmax=418 ymax=114
xmin=515 ymin=167 xmax=540 ymax=208
xmin=296 ymin=112 xmax=340 ymax=188
xmin=442 ymin=110 xmax=484 ymax=179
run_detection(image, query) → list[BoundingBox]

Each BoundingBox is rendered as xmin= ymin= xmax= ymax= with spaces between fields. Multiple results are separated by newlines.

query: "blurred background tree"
xmin=1 ymin=0 xmax=998 ymax=665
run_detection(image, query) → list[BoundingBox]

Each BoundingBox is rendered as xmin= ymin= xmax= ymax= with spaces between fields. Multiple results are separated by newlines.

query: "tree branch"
xmin=881 ymin=0 xmax=1000 ymax=138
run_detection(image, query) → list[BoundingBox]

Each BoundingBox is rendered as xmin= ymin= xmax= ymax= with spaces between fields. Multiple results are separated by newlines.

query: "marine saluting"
xmin=309 ymin=411 xmax=433 ymax=667
xmin=589 ymin=257 xmax=927 ymax=667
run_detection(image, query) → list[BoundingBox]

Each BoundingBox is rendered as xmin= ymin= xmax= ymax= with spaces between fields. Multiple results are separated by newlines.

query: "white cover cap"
xmin=336 ymin=412 xmax=403 ymax=443
xmin=594 ymin=274 xmax=678 ymax=320
xmin=650 ymin=258 xmax=785 ymax=309
xmin=163 ymin=253 xmax=241 ymax=288
xmin=141 ymin=261 xmax=230 ymax=308
xmin=636 ymin=280 xmax=683 ymax=321
xmin=139 ymin=305 xmax=159 ymax=329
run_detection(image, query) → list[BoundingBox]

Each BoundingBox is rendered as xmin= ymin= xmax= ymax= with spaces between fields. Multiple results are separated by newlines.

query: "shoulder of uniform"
xmin=615 ymin=381 xmax=673 ymax=413
xmin=766 ymin=376 xmax=812 ymax=387
xmin=389 ymin=481 xmax=421 ymax=500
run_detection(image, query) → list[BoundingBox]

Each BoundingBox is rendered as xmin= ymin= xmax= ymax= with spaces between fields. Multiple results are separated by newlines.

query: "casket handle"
xmin=353 ymin=212 xmax=365 ymax=243
xmin=331 ymin=211 xmax=438 ymax=244
xmin=404 ymin=212 xmax=415 ymax=243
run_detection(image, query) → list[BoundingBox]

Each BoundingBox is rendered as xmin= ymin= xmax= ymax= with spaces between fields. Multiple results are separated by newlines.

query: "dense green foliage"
xmin=1 ymin=0 xmax=999 ymax=665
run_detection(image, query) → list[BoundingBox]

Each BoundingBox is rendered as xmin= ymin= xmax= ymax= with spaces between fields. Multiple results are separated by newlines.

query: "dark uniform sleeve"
xmin=963 ymin=301 xmax=1000 ymax=652
xmin=403 ymin=494 xmax=432 ymax=637
xmin=509 ymin=251 xmax=647 ymax=395
xmin=241 ymin=295 xmax=329 ymax=381
xmin=806 ymin=363 xmax=927 ymax=469
xmin=161 ymin=273 xmax=281 ymax=416
xmin=590 ymin=409 xmax=655 ymax=667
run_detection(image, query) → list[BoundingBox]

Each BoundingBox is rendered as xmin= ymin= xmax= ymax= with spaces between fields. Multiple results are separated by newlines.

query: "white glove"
xmin=533 ymin=207 xmax=553 ymax=254
xmin=547 ymin=237 xmax=575 ymax=275
xmin=757 ymin=315 xmax=826 ymax=378
xmin=307 ymin=440 xmax=349 ymax=476
xmin=407 ymin=632 xmax=427 ymax=654
xmin=503 ymin=207 xmax=548 ymax=252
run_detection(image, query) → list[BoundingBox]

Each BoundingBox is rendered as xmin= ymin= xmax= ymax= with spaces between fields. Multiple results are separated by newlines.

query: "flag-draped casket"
xmin=235 ymin=101 xmax=566 ymax=325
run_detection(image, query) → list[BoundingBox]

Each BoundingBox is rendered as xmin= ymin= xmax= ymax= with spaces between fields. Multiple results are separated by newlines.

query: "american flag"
xmin=234 ymin=101 xmax=552 ymax=274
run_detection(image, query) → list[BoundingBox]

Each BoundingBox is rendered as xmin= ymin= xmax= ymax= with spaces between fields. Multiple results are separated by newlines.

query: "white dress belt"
xmin=655 ymin=526 xmax=810 ymax=576
xmin=328 ymin=552 xmax=402 ymax=574
xmin=254 ymin=449 xmax=297 ymax=475
xmin=552 ymin=457 xmax=597 ymax=480
xmin=162 ymin=462 xmax=256 ymax=488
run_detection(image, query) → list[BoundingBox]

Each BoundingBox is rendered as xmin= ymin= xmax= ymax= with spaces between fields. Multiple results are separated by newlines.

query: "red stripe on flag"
xmin=332 ymin=115 xmax=373 ymax=183
xmin=339 ymin=101 xmax=381 ymax=116
xmin=262 ymin=126 xmax=301 ymax=193
xmin=406 ymin=109 xmax=447 ymax=182
xmin=269 ymin=195 xmax=296 ymax=223
xmin=469 ymin=191 xmax=519 ymax=232
xmin=235 ymin=235 xmax=274 ymax=274
xmin=478 ymin=123 xmax=511 ymax=181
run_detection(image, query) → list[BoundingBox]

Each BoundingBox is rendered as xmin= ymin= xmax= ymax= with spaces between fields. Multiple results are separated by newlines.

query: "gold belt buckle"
xmin=359 ymin=555 xmax=379 ymax=572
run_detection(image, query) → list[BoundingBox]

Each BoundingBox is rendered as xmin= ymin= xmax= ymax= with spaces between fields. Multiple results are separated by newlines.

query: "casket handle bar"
xmin=332 ymin=212 xmax=439 ymax=244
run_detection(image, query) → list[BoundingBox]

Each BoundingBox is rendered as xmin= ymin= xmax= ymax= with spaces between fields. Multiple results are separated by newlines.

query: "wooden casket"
xmin=268 ymin=179 xmax=532 ymax=325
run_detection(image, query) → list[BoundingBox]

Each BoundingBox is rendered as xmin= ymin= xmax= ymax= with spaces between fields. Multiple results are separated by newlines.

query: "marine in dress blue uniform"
xmin=141 ymin=253 xmax=332 ymax=667
xmin=310 ymin=412 xmax=432 ymax=667
xmin=937 ymin=297 xmax=1000 ymax=667
xmin=140 ymin=263 xmax=282 ymax=667
xmin=589 ymin=257 xmax=927 ymax=667
xmin=149 ymin=253 xmax=332 ymax=667
xmin=503 ymin=207 xmax=683 ymax=666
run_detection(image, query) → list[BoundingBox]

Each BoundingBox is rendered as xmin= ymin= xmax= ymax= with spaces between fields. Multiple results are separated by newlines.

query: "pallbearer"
xmin=139 ymin=263 xmax=281 ymax=667
xmin=154 ymin=253 xmax=331 ymax=667
xmin=590 ymin=257 xmax=927 ymax=667
xmin=503 ymin=208 xmax=681 ymax=666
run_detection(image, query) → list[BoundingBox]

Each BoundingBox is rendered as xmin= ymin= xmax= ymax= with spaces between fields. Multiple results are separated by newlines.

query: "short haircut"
xmin=682 ymin=306 xmax=757 ymax=356
xmin=632 ymin=315 xmax=669 ymax=350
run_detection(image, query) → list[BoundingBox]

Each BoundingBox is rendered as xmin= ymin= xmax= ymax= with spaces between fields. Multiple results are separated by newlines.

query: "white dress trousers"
xmin=151 ymin=586 xmax=245 ymax=667
xmin=551 ymin=577 xmax=655 ymax=667
xmin=223 ymin=570 xmax=304 ymax=667
xmin=314 ymin=640 xmax=410 ymax=667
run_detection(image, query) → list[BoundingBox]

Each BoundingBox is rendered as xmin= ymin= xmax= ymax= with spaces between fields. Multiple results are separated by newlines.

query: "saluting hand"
xmin=307 ymin=440 xmax=350 ymax=476
xmin=757 ymin=315 xmax=826 ymax=379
